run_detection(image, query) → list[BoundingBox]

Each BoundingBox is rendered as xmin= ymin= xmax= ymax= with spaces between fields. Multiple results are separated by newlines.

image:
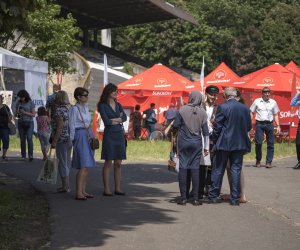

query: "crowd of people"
xmin=0 ymin=81 xmax=299 ymax=204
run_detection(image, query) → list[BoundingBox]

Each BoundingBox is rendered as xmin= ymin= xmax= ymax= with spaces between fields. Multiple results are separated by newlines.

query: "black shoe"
xmin=208 ymin=198 xmax=221 ymax=204
xmin=114 ymin=191 xmax=126 ymax=196
xmin=103 ymin=192 xmax=113 ymax=196
xmin=177 ymin=199 xmax=187 ymax=206
xmin=191 ymin=199 xmax=202 ymax=206
xmin=293 ymin=163 xmax=300 ymax=169
xmin=230 ymin=200 xmax=240 ymax=206
xmin=29 ymin=157 xmax=34 ymax=162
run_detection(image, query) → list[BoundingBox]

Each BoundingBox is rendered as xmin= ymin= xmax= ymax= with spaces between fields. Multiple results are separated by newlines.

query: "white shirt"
xmin=205 ymin=104 xmax=214 ymax=134
xmin=69 ymin=104 xmax=91 ymax=141
xmin=250 ymin=97 xmax=279 ymax=121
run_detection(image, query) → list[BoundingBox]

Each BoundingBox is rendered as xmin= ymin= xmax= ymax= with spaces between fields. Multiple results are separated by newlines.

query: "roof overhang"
xmin=56 ymin=0 xmax=198 ymax=29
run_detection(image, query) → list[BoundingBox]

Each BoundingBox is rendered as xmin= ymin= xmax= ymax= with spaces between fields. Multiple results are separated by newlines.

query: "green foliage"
xmin=1 ymin=0 xmax=81 ymax=74
xmin=0 ymin=0 xmax=38 ymax=46
xmin=20 ymin=0 xmax=81 ymax=73
xmin=113 ymin=0 xmax=300 ymax=75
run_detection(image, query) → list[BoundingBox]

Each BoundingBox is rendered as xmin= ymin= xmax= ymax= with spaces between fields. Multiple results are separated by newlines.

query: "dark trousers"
xmin=209 ymin=150 xmax=243 ymax=202
xmin=199 ymin=165 xmax=212 ymax=198
xmin=296 ymin=122 xmax=300 ymax=162
xmin=255 ymin=123 xmax=274 ymax=164
xmin=178 ymin=169 xmax=199 ymax=200
xmin=133 ymin=126 xmax=141 ymax=139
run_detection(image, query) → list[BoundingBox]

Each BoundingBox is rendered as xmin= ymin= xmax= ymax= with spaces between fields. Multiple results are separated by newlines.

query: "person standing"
xmin=209 ymin=87 xmax=252 ymax=206
xmin=143 ymin=103 xmax=157 ymax=140
xmin=98 ymin=83 xmax=127 ymax=196
xmin=250 ymin=87 xmax=281 ymax=168
xmin=15 ymin=90 xmax=36 ymax=161
xmin=69 ymin=87 xmax=95 ymax=200
xmin=0 ymin=95 xmax=12 ymax=160
xmin=199 ymin=85 xmax=219 ymax=199
xmin=290 ymin=88 xmax=300 ymax=169
xmin=51 ymin=91 xmax=72 ymax=192
xmin=173 ymin=91 xmax=209 ymax=206
xmin=164 ymin=103 xmax=177 ymax=127
xmin=131 ymin=104 xmax=142 ymax=139
xmin=36 ymin=106 xmax=50 ymax=161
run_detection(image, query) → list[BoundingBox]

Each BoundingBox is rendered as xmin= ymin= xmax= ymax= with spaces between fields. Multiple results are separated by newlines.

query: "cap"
xmin=205 ymin=85 xmax=219 ymax=94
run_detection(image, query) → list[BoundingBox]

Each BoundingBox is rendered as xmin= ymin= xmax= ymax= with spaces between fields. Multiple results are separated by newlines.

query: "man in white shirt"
xmin=250 ymin=87 xmax=281 ymax=168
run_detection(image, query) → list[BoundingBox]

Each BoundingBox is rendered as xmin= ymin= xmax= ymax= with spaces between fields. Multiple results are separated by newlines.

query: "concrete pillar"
xmin=101 ymin=29 xmax=111 ymax=48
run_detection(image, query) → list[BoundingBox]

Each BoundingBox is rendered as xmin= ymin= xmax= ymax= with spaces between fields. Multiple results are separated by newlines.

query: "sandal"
xmin=57 ymin=187 xmax=71 ymax=193
xmin=75 ymin=196 xmax=87 ymax=201
xmin=84 ymin=194 xmax=94 ymax=199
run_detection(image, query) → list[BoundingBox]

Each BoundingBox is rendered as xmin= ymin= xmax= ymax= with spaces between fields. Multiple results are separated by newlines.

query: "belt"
xmin=256 ymin=120 xmax=273 ymax=124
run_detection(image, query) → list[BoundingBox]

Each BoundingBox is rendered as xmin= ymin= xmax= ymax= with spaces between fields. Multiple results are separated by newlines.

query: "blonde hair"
xmin=55 ymin=90 xmax=70 ymax=105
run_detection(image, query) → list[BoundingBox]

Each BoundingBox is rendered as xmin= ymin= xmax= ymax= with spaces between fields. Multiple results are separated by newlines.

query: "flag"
xmin=200 ymin=57 xmax=205 ymax=93
xmin=103 ymin=54 xmax=108 ymax=86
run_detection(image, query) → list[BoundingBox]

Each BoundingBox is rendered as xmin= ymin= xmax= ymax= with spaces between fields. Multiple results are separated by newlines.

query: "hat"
xmin=205 ymin=85 xmax=219 ymax=94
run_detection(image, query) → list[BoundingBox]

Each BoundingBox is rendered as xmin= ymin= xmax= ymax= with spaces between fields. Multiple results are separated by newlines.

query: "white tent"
xmin=0 ymin=47 xmax=48 ymax=107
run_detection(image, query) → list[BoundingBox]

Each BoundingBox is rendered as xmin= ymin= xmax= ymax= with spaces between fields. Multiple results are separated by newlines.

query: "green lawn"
xmin=8 ymin=136 xmax=296 ymax=162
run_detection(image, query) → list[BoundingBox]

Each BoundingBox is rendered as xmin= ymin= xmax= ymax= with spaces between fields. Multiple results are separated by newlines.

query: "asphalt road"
xmin=0 ymin=153 xmax=300 ymax=250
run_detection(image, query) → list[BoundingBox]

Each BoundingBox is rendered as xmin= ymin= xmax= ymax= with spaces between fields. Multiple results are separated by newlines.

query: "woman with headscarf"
xmin=173 ymin=91 xmax=209 ymax=206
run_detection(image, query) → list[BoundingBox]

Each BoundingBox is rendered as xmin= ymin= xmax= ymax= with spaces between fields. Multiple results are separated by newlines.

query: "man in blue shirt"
xmin=164 ymin=103 xmax=177 ymax=127
xmin=290 ymin=88 xmax=300 ymax=169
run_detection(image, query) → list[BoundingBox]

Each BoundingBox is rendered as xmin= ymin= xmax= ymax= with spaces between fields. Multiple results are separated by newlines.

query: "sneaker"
xmin=293 ymin=162 xmax=300 ymax=169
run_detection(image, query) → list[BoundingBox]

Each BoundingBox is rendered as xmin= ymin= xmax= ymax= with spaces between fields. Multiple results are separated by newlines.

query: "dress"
xmin=173 ymin=113 xmax=209 ymax=169
xmin=98 ymin=101 xmax=127 ymax=160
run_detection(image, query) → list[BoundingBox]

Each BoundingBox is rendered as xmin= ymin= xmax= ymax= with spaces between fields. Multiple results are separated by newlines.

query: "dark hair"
xmin=99 ymin=83 xmax=117 ymax=104
xmin=37 ymin=106 xmax=47 ymax=116
xmin=236 ymin=89 xmax=245 ymax=104
xmin=150 ymin=103 xmax=155 ymax=108
xmin=205 ymin=85 xmax=219 ymax=94
xmin=135 ymin=104 xmax=140 ymax=111
xmin=262 ymin=87 xmax=271 ymax=93
xmin=74 ymin=87 xmax=89 ymax=101
xmin=17 ymin=89 xmax=31 ymax=102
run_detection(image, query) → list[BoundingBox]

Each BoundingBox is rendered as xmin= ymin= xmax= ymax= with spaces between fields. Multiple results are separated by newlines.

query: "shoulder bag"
xmin=76 ymin=106 xmax=99 ymax=150
xmin=4 ymin=105 xmax=16 ymax=135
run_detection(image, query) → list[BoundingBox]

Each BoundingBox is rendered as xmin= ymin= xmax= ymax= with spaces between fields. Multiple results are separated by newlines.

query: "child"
xmin=36 ymin=106 xmax=50 ymax=160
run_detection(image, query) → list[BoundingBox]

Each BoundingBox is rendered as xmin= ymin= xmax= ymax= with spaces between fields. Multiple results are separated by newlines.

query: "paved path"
xmin=1 ymin=154 xmax=300 ymax=250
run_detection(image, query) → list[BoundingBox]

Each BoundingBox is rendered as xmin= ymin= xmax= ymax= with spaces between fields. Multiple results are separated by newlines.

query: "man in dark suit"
xmin=208 ymin=87 xmax=252 ymax=206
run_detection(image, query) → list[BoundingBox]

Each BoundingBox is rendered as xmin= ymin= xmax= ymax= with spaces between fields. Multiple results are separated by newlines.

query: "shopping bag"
xmin=37 ymin=149 xmax=58 ymax=184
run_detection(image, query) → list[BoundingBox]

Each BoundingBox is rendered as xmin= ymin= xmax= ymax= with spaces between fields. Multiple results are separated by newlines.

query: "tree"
xmin=1 ymin=0 xmax=81 ymax=74
xmin=0 ymin=0 xmax=38 ymax=46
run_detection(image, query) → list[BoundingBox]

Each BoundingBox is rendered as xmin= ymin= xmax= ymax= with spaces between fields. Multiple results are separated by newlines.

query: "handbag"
xmin=37 ymin=149 xmax=58 ymax=184
xmin=168 ymin=131 xmax=179 ymax=173
xmin=4 ymin=105 xmax=16 ymax=135
xmin=76 ymin=106 xmax=100 ymax=150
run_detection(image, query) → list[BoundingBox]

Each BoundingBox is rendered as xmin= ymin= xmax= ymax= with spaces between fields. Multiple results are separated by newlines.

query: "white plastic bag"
xmin=37 ymin=149 xmax=58 ymax=184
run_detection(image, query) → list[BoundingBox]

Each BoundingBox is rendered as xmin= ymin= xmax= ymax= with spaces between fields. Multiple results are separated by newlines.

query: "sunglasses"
xmin=80 ymin=94 xmax=89 ymax=97
xmin=262 ymin=91 xmax=270 ymax=93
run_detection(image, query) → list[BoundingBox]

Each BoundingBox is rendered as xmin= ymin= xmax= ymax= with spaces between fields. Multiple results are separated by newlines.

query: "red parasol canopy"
xmin=241 ymin=63 xmax=300 ymax=93
xmin=117 ymin=64 xmax=199 ymax=97
xmin=195 ymin=62 xmax=241 ymax=89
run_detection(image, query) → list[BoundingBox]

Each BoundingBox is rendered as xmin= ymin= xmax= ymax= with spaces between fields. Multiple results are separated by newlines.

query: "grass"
xmin=0 ymin=180 xmax=50 ymax=249
xmin=7 ymin=136 xmax=296 ymax=162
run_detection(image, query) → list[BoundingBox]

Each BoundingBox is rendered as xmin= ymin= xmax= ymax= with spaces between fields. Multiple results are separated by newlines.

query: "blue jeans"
xmin=255 ymin=123 xmax=274 ymax=164
xmin=18 ymin=121 xmax=34 ymax=158
xmin=146 ymin=123 xmax=155 ymax=139
xmin=209 ymin=150 xmax=243 ymax=202
xmin=0 ymin=128 xmax=10 ymax=149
